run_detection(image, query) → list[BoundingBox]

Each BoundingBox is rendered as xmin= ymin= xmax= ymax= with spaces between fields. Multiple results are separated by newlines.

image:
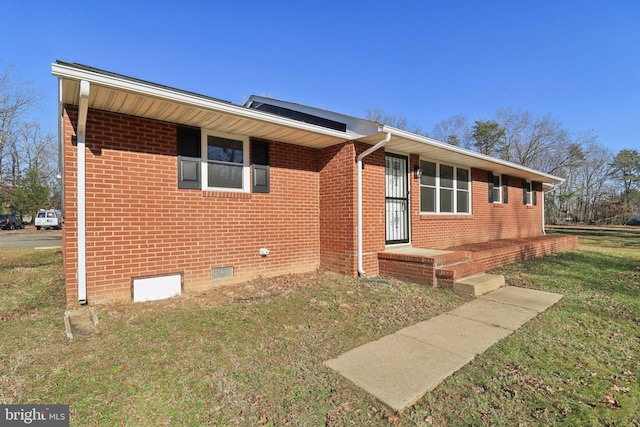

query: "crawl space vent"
xmin=212 ymin=266 xmax=234 ymax=280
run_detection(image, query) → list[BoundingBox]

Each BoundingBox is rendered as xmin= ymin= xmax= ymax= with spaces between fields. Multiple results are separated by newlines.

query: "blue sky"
xmin=1 ymin=0 xmax=638 ymax=154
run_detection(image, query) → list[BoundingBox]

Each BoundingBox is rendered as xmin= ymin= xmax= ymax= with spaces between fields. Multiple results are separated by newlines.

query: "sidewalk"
xmin=324 ymin=286 xmax=563 ymax=412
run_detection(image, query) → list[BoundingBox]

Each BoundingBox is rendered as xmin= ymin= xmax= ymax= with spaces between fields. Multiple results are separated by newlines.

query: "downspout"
xmin=77 ymin=80 xmax=90 ymax=304
xmin=356 ymin=132 xmax=391 ymax=276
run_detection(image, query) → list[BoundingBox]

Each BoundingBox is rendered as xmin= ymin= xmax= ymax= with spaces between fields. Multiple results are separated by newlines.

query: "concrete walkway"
xmin=324 ymin=286 xmax=562 ymax=412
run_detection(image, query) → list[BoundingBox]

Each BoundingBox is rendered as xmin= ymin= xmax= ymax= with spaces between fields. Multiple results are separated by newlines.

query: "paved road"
xmin=0 ymin=227 xmax=62 ymax=249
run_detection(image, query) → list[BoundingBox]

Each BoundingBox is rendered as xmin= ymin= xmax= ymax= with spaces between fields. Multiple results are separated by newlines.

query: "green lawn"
xmin=1 ymin=229 xmax=638 ymax=426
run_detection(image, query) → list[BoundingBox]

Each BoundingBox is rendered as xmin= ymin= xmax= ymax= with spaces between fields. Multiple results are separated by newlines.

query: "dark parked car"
xmin=0 ymin=214 xmax=24 ymax=230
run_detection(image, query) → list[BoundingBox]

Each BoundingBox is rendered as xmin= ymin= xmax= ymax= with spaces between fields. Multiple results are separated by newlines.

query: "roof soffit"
xmin=54 ymin=62 xmax=562 ymax=184
xmin=54 ymin=64 xmax=354 ymax=149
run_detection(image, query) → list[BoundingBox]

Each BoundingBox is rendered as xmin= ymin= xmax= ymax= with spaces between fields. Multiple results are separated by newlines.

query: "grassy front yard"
xmin=1 ymin=229 xmax=638 ymax=425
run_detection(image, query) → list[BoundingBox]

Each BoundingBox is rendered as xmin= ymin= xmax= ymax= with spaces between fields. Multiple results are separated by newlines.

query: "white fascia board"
xmin=52 ymin=63 xmax=360 ymax=141
xmin=382 ymin=126 xmax=565 ymax=184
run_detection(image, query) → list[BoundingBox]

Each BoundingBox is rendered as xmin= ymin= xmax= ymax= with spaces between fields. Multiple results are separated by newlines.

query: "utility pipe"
xmin=356 ymin=132 xmax=391 ymax=276
xmin=77 ymin=80 xmax=90 ymax=304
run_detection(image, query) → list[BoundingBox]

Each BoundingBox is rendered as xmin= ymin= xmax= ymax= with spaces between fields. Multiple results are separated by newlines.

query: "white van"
xmin=35 ymin=210 xmax=62 ymax=230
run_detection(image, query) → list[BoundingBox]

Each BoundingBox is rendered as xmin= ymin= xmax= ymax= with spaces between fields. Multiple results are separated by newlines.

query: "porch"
xmin=378 ymin=234 xmax=579 ymax=295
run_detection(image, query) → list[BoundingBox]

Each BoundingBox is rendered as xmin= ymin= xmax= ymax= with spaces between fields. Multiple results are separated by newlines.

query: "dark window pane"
xmin=208 ymin=163 xmax=243 ymax=188
xmin=440 ymin=165 xmax=454 ymax=189
xmin=252 ymin=140 xmax=269 ymax=165
xmin=457 ymin=191 xmax=469 ymax=213
xmin=420 ymin=161 xmax=436 ymax=186
xmin=440 ymin=189 xmax=453 ymax=212
xmin=177 ymin=127 xmax=201 ymax=158
xmin=208 ymin=136 xmax=243 ymax=163
xmin=457 ymin=168 xmax=469 ymax=189
xmin=420 ymin=186 xmax=435 ymax=212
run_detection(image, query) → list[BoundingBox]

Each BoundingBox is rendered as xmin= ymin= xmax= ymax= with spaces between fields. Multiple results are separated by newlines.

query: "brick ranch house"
xmin=52 ymin=61 xmax=577 ymax=307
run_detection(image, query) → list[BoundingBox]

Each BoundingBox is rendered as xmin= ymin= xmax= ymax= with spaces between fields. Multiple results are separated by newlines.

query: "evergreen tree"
xmin=11 ymin=163 xmax=49 ymax=219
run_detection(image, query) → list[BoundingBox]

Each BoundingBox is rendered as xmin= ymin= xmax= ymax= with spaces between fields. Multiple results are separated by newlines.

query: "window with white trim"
xmin=523 ymin=179 xmax=532 ymax=205
xmin=491 ymin=173 xmax=502 ymax=203
xmin=203 ymin=130 xmax=249 ymax=192
xmin=419 ymin=160 xmax=470 ymax=214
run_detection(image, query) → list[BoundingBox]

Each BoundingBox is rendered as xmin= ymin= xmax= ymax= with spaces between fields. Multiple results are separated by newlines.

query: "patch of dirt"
xmin=100 ymin=270 xmax=334 ymax=318
xmin=194 ymin=270 xmax=328 ymax=307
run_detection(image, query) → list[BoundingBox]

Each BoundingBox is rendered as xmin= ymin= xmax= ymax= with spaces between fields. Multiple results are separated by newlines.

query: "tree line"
xmin=0 ymin=64 xmax=59 ymax=221
xmin=366 ymin=107 xmax=640 ymax=225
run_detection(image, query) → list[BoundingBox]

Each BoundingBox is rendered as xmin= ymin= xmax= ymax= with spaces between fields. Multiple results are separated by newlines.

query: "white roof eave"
xmin=52 ymin=62 xmax=564 ymax=184
xmin=360 ymin=126 xmax=564 ymax=184
xmin=51 ymin=62 xmax=361 ymax=145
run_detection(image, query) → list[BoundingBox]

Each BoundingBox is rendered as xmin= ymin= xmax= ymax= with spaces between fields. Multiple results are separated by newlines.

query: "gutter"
xmin=356 ymin=132 xmax=391 ymax=276
xmin=76 ymin=80 xmax=90 ymax=304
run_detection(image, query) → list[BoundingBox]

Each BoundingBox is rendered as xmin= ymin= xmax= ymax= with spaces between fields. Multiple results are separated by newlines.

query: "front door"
xmin=385 ymin=153 xmax=409 ymax=244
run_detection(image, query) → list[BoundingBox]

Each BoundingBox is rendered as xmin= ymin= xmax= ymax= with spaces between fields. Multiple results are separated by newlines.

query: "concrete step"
xmin=454 ymin=273 xmax=505 ymax=298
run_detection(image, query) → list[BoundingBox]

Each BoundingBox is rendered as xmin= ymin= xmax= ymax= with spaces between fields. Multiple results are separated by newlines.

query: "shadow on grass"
xmin=549 ymin=228 xmax=640 ymax=250
xmin=0 ymin=249 xmax=63 ymax=271
xmin=503 ymin=249 xmax=640 ymax=299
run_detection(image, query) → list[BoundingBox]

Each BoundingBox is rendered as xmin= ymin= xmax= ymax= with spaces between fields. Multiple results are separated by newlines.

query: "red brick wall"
xmin=318 ymin=142 xmax=386 ymax=277
xmin=63 ymin=106 xmax=321 ymax=306
xmin=62 ymin=105 xmax=550 ymax=306
xmin=409 ymin=156 xmax=544 ymax=249
xmin=471 ymin=235 xmax=578 ymax=270
xmin=319 ymin=143 xmax=356 ymax=275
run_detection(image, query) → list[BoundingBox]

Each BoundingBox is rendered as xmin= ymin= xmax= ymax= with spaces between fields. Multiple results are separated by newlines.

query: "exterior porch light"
xmin=414 ymin=165 xmax=422 ymax=179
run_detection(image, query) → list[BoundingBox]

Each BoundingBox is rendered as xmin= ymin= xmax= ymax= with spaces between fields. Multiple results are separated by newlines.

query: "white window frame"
xmin=492 ymin=173 xmax=502 ymax=204
xmin=419 ymin=160 xmax=471 ymax=215
xmin=201 ymin=129 xmax=250 ymax=192
xmin=524 ymin=179 xmax=533 ymax=205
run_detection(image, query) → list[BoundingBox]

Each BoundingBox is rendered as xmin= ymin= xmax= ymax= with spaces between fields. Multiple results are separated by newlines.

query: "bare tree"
xmin=0 ymin=65 xmax=43 ymax=185
xmin=494 ymin=108 xmax=570 ymax=169
xmin=17 ymin=121 xmax=57 ymax=181
xmin=0 ymin=64 xmax=56 ymax=212
xmin=428 ymin=105 xmax=636 ymax=224
xmin=364 ymin=106 xmax=427 ymax=135
xmin=428 ymin=114 xmax=471 ymax=147
xmin=576 ymin=141 xmax=613 ymax=222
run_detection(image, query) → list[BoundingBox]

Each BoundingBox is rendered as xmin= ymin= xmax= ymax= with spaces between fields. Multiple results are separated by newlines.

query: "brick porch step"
xmin=431 ymin=251 xmax=471 ymax=267
xmin=454 ymin=273 xmax=505 ymax=298
xmin=436 ymin=261 xmax=486 ymax=287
